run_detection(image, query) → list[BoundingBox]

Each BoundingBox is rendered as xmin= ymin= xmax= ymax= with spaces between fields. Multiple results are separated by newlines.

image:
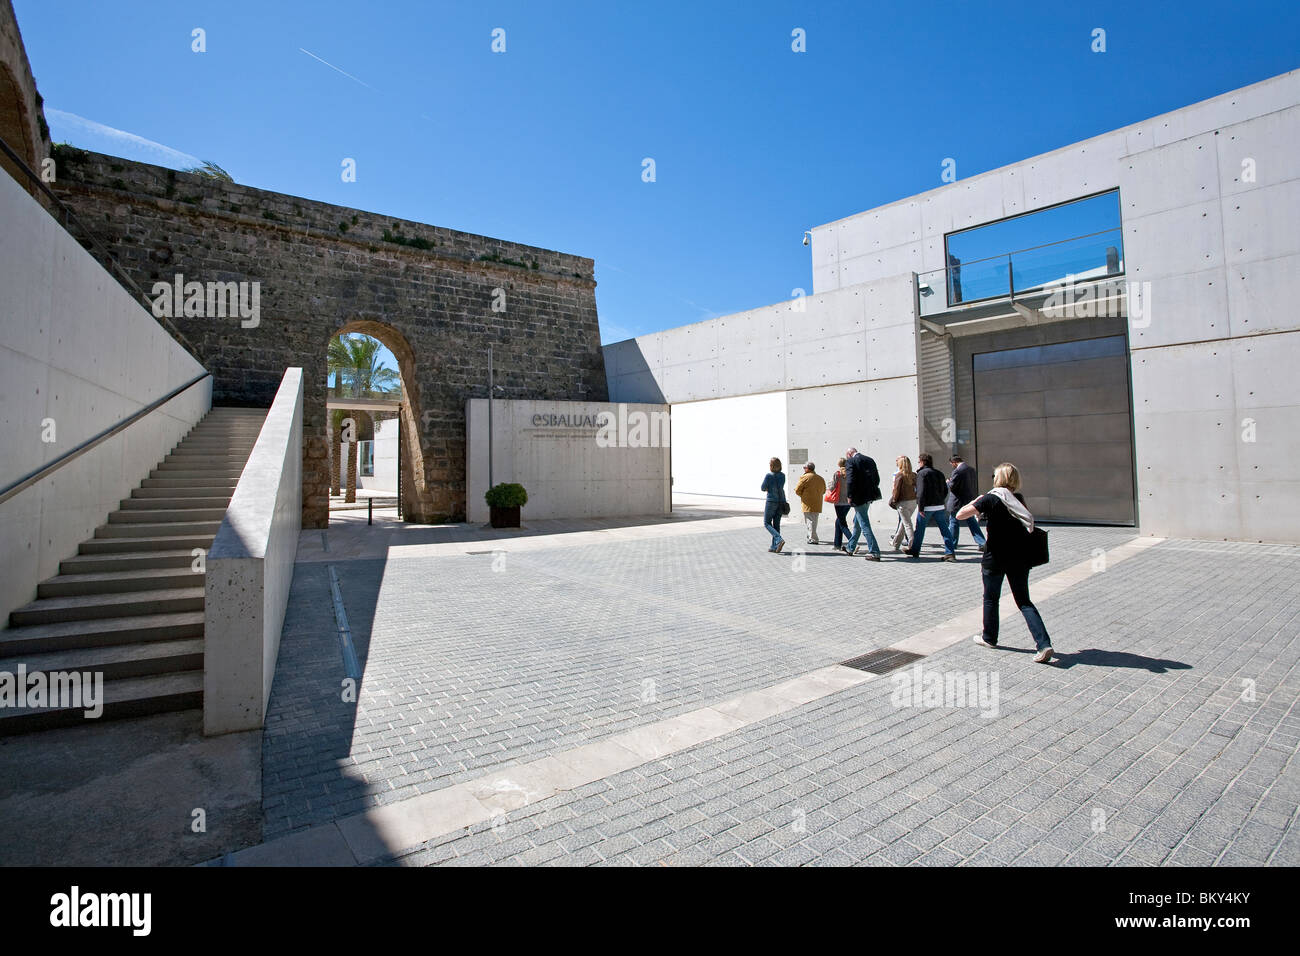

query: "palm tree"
xmin=327 ymin=334 xmax=401 ymax=503
xmin=182 ymin=160 xmax=235 ymax=182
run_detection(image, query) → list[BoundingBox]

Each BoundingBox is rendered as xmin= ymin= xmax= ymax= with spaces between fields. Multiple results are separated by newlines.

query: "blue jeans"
xmin=950 ymin=513 xmax=986 ymax=548
xmin=845 ymin=502 xmax=880 ymax=556
xmin=982 ymin=562 xmax=1051 ymax=650
xmin=763 ymin=501 xmax=784 ymax=548
xmin=832 ymin=505 xmax=852 ymax=549
xmin=909 ymin=508 xmax=955 ymax=556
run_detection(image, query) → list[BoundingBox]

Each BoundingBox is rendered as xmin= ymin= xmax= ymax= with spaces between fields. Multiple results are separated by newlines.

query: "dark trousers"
xmin=832 ymin=505 xmax=852 ymax=548
xmin=982 ymin=561 xmax=1051 ymax=650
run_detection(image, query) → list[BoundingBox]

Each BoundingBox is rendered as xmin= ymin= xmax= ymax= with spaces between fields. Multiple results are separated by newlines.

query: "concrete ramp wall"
xmin=204 ymin=368 xmax=303 ymax=735
xmin=0 ymin=167 xmax=210 ymax=628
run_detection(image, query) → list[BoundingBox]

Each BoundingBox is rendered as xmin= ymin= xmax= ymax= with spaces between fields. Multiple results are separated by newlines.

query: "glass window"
xmin=943 ymin=191 xmax=1123 ymax=304
xmin=359 ymin=440 xmax=374 ymax=477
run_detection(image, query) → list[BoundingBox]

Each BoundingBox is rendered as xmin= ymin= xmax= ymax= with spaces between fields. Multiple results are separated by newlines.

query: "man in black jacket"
xmin=907 ymin=452 xmax=956 ymax=561
xmin=945 ymin=455 xmax=987 ymax=551
xmin=842 ymin=446 xmax=882 ymax=560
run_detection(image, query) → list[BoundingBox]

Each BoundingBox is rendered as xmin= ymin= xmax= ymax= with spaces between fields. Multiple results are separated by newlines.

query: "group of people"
xmin=763 ymin=449 xmax=1054 ymax=662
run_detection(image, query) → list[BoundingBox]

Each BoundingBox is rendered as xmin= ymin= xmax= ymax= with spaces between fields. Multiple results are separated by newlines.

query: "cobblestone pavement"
xmin=262 ymin=517 xmax=1300 ymax=865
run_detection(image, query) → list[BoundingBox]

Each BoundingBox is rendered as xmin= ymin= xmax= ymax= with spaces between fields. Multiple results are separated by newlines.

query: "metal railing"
xmin=0 ymin=371 xmax=212 ymax=506
xmin=918 ymin=227 xmax=1125 ymax=317
xmin=0 ymin=133 xmax=201 ymax=359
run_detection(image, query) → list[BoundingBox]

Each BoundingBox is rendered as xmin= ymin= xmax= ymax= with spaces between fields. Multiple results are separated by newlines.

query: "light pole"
xmin=487 ymin=346 xmax=494 ymax=492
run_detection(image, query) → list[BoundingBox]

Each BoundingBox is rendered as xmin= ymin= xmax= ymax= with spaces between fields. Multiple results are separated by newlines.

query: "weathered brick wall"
xmin=0 ymin=0 xmax=52 ymax=199
xmin=51 ymin=150 xmax=608 ymax=527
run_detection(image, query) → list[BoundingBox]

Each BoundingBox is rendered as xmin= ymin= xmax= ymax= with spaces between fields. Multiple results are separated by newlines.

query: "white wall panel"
xmin=668 ymin=392 xmax=786 ymax=499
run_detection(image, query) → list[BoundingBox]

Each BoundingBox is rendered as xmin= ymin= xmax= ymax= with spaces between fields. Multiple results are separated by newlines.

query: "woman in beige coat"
xmin=889 ymin=455 xmax=919 ymax=552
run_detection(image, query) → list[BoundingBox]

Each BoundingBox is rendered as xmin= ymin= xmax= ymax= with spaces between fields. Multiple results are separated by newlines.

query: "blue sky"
xmin=16 ymin=0 xmax=1299 ymax=358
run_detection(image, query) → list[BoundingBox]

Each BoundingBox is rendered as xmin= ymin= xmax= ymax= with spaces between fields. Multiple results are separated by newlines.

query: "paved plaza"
xmin=221 ymin=505 xmax=1300 ymax=866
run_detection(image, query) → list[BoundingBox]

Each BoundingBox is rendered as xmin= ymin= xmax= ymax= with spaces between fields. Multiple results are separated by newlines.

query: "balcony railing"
xmin=917 ymin=227 xmax=1125 ymax=318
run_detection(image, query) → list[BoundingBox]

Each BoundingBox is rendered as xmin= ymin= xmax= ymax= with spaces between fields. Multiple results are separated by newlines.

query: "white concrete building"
xmin=604 ymin=70 xmax=1300 ymax=543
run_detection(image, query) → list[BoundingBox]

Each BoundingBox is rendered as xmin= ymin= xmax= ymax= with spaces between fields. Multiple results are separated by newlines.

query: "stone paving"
xmin=261 ymin=512 xmax=1300 ymax=865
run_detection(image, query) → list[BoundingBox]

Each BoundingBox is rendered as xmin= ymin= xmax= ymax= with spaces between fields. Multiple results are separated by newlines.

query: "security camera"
xmin=918 ymin=282 xmax=934 ymax=297
xmin=802 ymin=231 xmax=811 ymax=246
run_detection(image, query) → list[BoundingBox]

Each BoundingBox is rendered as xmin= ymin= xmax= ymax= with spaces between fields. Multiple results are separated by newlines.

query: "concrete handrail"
xmin=204 ymin=368 xmax=304 ymax=735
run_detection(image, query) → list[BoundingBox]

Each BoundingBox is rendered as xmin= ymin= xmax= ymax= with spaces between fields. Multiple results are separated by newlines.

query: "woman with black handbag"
xmin=955 ymin=462 xmax=1054 ymax=663
xmin=761 ymin=457 xmax=788 ymax=553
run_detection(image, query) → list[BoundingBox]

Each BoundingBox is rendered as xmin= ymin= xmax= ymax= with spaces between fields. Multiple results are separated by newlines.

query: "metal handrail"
xmin=0 ymin=371 xmax=212 ymax=506
xmin=920 ymin=226 xmax=1125 ymax=276
xmin=0 ymin=133 xmax=202 ymax=359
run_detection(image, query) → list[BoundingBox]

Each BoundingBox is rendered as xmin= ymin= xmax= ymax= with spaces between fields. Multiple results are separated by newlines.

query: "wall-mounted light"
xmin=918 ymin=281 xmax=934 ymax=297
xmin=802 ymin=231 xmax=812 ymax=246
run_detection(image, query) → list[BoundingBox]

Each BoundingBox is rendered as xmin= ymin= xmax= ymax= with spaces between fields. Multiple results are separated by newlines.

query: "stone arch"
xmin=311 ymin=318 xmax=433 ymax=526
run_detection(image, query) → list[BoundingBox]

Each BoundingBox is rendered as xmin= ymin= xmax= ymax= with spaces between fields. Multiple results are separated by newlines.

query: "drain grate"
xmin=839 ymin=648 xmax=925 ymax=674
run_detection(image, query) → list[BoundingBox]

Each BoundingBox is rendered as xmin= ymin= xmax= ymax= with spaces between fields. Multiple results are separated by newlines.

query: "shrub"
xmin=485 ymin=483 xmax=528 ymax=508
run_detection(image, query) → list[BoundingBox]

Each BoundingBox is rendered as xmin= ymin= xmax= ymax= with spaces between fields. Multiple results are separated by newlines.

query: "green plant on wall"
xmin=485 ymin=483 xmax=528 ymax=508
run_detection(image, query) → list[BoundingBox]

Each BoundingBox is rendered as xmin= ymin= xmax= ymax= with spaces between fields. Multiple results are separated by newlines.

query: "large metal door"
xmin=972 ymin=335 xmax=1135 ymax=524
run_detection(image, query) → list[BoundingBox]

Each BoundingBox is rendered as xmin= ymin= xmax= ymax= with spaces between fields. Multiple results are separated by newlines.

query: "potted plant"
xmin=485 ymin=482 xmax=528 ymax=528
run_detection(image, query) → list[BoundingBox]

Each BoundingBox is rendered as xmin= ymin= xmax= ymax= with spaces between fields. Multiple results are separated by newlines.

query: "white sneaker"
xmin=1034 ymin=646 xmax=1054 ymax=663
xmin=973 ymin=635 xmax=996 ymax=649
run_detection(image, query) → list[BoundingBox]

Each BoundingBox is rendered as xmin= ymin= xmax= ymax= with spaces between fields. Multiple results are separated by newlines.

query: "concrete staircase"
xmin=0 ymin=407 xmax=266 ymax=735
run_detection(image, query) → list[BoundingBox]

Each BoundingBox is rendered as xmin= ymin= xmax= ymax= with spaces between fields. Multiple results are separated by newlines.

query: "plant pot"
xmin=490 ymin=505 xmax=521 ymax=528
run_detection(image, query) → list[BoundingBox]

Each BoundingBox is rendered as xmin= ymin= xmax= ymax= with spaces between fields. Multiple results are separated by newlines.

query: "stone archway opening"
xmin=318 ymin=320 xmax=433 ymax=527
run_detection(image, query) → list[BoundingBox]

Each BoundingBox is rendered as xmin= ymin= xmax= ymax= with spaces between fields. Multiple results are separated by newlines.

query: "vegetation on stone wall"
xmin=50 ymin=142 xmax=88 ymax=165
xmin=382 ymin=227 xmax=434 ymax=250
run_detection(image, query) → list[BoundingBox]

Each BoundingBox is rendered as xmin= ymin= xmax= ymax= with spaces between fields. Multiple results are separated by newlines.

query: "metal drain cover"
xmin=839 ymin=648 xmax=925 ymax=674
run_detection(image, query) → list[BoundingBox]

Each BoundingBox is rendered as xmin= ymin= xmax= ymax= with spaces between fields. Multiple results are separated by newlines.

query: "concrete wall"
xmin=807 ymin=70 xmax=1300 ymax=541
xmin=808 ymin=72 xmax=1300 ymax=296
xmin=466 ymin=399 xmax=670 ymax=523
xmin=336 ymin=417 xmax=399 ymax=493
xmin=366 ymin=417 xmax=399 ymax=492
xmin=0 ymin=167 xmax=210 ymax=627
xmin=205 ymin=368 xmax=303 ymax=735
xmin=605 ymin=276 xmax=922 ymax=509
xmin=609 ymin=69 xmax=1300 ymax=542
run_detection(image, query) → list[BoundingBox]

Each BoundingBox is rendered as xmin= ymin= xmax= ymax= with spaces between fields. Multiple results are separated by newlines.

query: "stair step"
xmin=0 ymin=671 xmax=203 ymax=736
xmin=132 ymin=485 xmax=236 ymax=498
xmin=9 ymin=587 xmax=205 ymax=626
xmin=80 ymin=534 xmax=215 ymax=554
xmin=95 ymin=520 xmax=222 ymax=538
xmin=37 ymin=566 xmax=205 ymax=598
xmin=152 ymin=466 xmax=247 ymax=477
xmin=120 ymin=496 xmax=230 ymax=510
xmin=170 ymin=444 xmax=257 ymax=453
xmin=108 ymin=508 xmax=227 ymax=523
xmin=0 ymin=611 xmax=204 ymax=655
xmin=140 ymin=477 xmax=240 ymax=488
xmin=163 ymin=453 xmax=252 ymax=462
xmin=2 ymin=638 xmax=204 ymax=683
xmin=62 ymin=549 xmax=200 ymax=574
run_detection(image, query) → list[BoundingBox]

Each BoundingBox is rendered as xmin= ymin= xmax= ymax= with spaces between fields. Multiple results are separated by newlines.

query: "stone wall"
xmin=0 ymin=0 xmax=51 ymax=198
xmin=51 ymin=150 xmax=608 ymax=526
